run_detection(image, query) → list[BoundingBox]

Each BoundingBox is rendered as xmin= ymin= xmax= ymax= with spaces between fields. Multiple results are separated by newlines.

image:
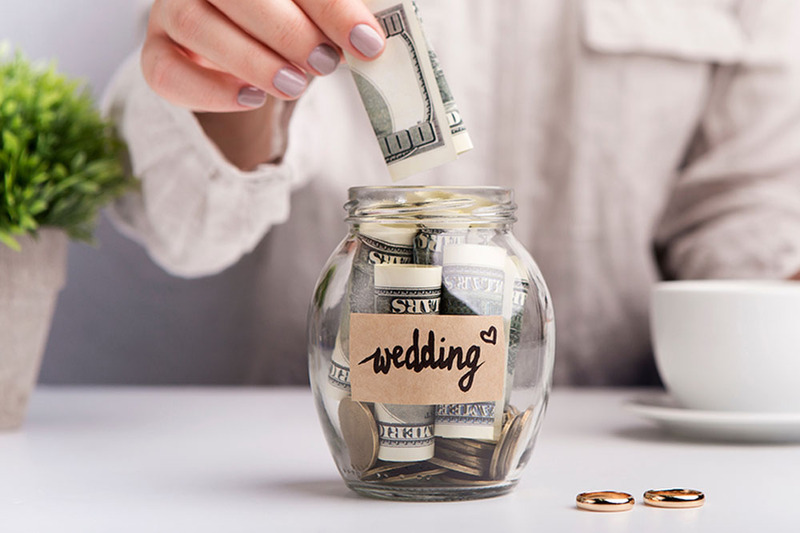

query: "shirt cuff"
xmin=102 ymin=53 xmax=295 ymax=277
xmin=663 ymin=210 xmax=800 ymax=280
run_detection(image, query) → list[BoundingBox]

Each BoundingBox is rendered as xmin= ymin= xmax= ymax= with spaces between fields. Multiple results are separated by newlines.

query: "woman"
xmin=105 ymin=0 xmax=800 ymax=385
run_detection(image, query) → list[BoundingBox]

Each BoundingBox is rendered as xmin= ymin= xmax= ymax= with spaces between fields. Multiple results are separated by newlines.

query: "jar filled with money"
xmin=308 ymin=187 xmax=555 ymax=501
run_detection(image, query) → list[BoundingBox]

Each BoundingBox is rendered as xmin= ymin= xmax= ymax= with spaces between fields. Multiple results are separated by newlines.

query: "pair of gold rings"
xmin=576 ymin=489 xmax=704 ymax=512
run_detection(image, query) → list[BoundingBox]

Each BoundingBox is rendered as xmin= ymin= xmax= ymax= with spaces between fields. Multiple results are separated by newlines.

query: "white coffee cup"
xmin=651 ymin=280 xmax=800 ymax=412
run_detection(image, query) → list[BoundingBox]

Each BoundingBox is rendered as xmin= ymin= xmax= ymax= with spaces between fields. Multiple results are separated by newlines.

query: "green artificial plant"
xmin=0 ymin=49 xmax=130 ymax=251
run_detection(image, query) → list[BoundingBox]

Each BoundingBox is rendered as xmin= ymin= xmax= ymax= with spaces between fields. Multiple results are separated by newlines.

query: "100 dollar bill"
xmin=436 ymin=244 xmax=507 ymax=441
xmin=345 ymin=0 xmax=472 ymax=181
xmin=373 ymin=264 xmax=442 ymax=462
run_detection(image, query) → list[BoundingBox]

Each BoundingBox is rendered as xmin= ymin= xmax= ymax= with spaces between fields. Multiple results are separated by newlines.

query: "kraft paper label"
xmin=349 ymin=313 xmax=507 ymax=405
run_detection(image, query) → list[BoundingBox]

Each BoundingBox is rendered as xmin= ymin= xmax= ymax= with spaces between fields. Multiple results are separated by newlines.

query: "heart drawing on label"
xmin=480 ymin=326 xmax=498 ymax=346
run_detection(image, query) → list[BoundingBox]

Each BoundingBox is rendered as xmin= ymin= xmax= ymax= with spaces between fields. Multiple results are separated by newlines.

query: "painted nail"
xmin=273 ymin=67 xmax=308 ymax=98
xmin=237 ymin=86 xmax=267 ymax=108
xmin=307 ymin=44 xmax=340 ymax=76
xmin=350 ymin=24 xmax=384 ymax=58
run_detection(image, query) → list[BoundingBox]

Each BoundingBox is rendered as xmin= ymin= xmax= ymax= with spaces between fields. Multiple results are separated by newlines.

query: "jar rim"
xmin=348 ymin=185 xmax=512 ymax=193
xmin=345 ymin=186 xmax=516 ymax=225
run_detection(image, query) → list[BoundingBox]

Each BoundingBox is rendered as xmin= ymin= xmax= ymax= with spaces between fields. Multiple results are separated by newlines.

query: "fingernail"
xmin=273 ymin=67 xmax=308 ymax=98
xmin=308 ymin=44 xmax=340 ymax=76
xmin=237 ymin=86 xmax=267 ymax=108
xmin=350 ymin=24 xmax=384 ymax=58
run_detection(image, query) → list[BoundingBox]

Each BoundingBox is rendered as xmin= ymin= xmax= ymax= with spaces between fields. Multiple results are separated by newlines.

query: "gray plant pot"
xmin=0 ymin=229 xmax=68 ymax=430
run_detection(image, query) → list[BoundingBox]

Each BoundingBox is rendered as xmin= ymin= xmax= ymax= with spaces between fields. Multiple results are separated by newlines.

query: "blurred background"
xmin=2 ymin=0 xmax=266 ymax=385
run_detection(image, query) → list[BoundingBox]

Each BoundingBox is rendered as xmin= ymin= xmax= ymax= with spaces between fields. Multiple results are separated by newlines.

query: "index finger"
xmin=296 ymin=0 xmax=386 ymax=60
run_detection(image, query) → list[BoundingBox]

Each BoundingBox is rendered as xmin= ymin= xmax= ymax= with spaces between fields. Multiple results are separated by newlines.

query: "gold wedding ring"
xmin=576 ymin=491 xmax=635 ymax=512
xmin=643 ymin=489 xmax=705 ymax=509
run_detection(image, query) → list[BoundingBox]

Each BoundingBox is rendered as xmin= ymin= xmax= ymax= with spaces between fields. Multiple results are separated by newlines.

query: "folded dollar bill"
xmin=345 ymin=0 xmax=473 ymax=181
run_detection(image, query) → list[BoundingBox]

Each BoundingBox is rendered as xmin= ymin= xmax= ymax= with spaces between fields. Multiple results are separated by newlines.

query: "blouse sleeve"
xmin=655 ymin=4 xmax=800 ymax=280
xmin=101 ymin=54 xmax=298 ymax=278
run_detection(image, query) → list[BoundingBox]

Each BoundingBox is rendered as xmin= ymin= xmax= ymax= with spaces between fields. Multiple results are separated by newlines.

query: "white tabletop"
xmin=0 ymin=387 xmax=797 ymax=532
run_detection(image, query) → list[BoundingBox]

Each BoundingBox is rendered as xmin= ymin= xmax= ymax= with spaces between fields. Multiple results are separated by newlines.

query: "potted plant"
xmin=0 ymin=50 xmax=129 ymax=429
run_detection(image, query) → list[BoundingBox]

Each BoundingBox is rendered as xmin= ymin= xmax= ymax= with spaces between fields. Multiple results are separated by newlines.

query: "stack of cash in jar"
xmin=330 ymin=216 xmax=535 ymax=484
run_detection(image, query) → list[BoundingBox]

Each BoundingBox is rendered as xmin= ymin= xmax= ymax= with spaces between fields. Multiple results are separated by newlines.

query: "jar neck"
xmin=345 ymin=186 xmax=517 ymax=228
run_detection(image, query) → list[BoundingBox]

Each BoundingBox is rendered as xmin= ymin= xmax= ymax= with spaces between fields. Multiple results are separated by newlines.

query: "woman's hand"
xmin=142 ymin=0 xmax=386 ymax=111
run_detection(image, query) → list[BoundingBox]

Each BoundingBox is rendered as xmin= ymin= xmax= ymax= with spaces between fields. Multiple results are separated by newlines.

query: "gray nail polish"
xmin=350 ymin=24 xmax=384 ymax=58
xmin=308 ymin=44 xmax=340 ymax=76
xmin=273 ymin=67 xmax=307 ymax=98
xmin=237 ymin=86 xmax=267 ymax=108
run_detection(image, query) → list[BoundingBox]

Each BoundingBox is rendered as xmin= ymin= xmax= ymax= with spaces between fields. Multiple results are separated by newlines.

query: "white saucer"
xmin=625 ymin=394 xmax=800 ymax=443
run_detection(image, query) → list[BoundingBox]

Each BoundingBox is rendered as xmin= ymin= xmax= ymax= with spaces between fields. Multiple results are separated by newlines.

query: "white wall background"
xmin=2 ymin=0 xmax=265 ymax=384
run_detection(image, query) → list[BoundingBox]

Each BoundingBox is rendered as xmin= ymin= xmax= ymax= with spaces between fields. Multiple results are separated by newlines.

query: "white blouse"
xmin=104 ymin=0 xmax=800 ymax=385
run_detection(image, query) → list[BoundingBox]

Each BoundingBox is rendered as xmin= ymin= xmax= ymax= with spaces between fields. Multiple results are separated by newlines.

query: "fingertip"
xmin=237 ymin=86 xmax=267 ymax=108
xmin=308 ymin=43 xmax=341 ymax=76
xmin=272 ymin=67 xmax=308 ymax=99
xmin=349 ymin=23 xmax=385 ymax=59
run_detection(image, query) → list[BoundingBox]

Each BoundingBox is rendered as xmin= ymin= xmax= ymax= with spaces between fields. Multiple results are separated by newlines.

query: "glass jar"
xmin=308 ymin=187 xmax=555 ymax=501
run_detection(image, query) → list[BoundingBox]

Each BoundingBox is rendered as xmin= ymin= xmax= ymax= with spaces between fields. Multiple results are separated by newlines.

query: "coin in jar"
xmin=435 ymin=437 xmax=495 ymax=458
xmin=491 ymin=407 xmax=534 ymax=480
xmin=429 ymin=456 xmax=484 ymax=477
xmin=488 ymin=407 xmax=518 ymax=479
xmin=507 ymin=407 xmax=537 ymax=470
xmin=435 ymin=445 xmax=488 ymax=469
xmin=338 ymin=398 xmax=379 ymax=472
xmin=503 ymin=404 xmax=520 ymax=425
xmin=362 ymin=461 xmax=417 ymax=480
xmin=381 ymin=467 xmax=448 ymax=484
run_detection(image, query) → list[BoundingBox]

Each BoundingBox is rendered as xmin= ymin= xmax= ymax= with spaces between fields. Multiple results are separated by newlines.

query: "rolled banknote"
xmin=413 ymin=227 xmax=468 ymax=266
xmin=435 ymin=243 xmax=508 ymax=441
xmin=440 ymin=244 xmax=506 ymax=316
xmin=326 ymin=224 xmax=416 ymax=402
xmin=345 ymin=0 xmax=472 ymax=181
xmin=373 ymin=264 xmax=442 ymax=462
xmin=350 ymin=223 xmax=416 ymax=313
xmin=502 ymin=256 xmax=530 ymax=404
xmin=322 ymin=330 xmax=352 ymax=439
xmin=326 ymin=333 xmax=352 ymax=400
xmin=374 ymin=263 xmax=442 ymax=316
